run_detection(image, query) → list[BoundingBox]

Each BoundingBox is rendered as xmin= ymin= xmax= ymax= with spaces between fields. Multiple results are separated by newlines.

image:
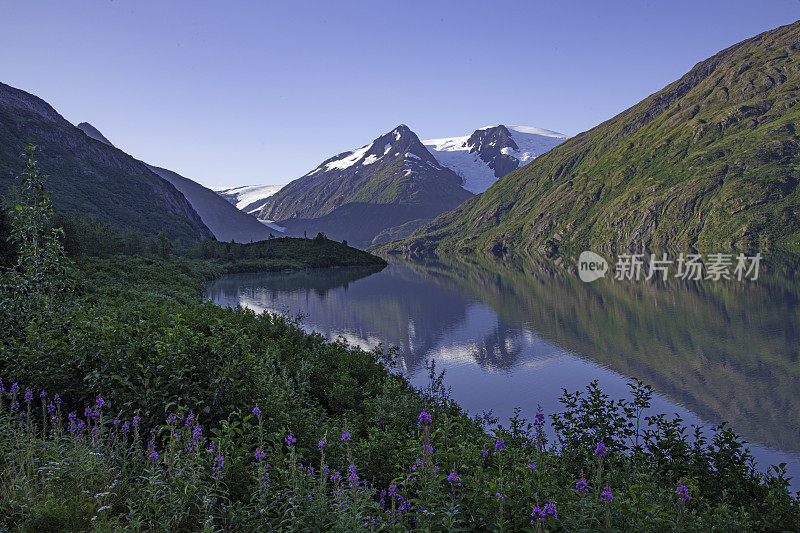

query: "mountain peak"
xmin=77 ymin=122 xmax=114 ymax=147
xmin=423 ymin=124 xmax=568 ymax=193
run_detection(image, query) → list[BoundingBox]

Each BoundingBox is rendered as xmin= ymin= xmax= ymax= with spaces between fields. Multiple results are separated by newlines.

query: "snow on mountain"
xmin=216 ymin=184 xmax=287 ymax=213
xmin=423 ymin=125 xmax=568 ymax=193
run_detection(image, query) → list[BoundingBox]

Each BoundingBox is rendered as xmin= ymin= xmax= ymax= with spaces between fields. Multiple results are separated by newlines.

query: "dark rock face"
xmin=257 ymin=125 xmax=472 ymax=247
xmin=0 ymin=82 xmax=212 ymax=242
xmin=466 ymin=125 xmax=521 ymax=178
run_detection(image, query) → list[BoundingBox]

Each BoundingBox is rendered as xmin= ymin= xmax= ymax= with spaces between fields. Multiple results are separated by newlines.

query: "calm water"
xmin=205 ymin=256 xmax=800 ymax=487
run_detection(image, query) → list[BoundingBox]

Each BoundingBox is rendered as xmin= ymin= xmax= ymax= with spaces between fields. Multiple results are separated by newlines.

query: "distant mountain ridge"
xmin=0 ymin=82 xmax=211 ymax=242
xmin=382 ymin=20 xmax=800 ymax=257
xmin=76 ymin=122 xmax=277 ymax=243
xmin=216 ymin=184 xmax=286 ymax=213
xmin=256 ymin=125 xmax=473 ymax=246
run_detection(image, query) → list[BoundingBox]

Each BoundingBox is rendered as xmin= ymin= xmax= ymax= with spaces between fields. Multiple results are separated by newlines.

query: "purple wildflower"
xmin=534 ymin=412 xmax=545 ymax=426
xmin=120 ymin=422 xmax=130 ymax=434
xmin=252 ymin=406 xmax=261 ymax=416
xmin=330 ymin=470 xmax=342 ymax=483
xmin=254 ymin=447 xmax=266 ymax=460
xmin=132 ymin=415 xmax=141 ymax=428
xmin=418 ymin=410 xmax=432 ymax=425
xmin=148 ymin=450 xmax=159 ymax=460
xmin=53 ymin=394 xmax=61 ymax=405
xmin=423 ymin=444 xmax=434 ymax=456
xmin=341 ymin=431 xmax=351 ymax=442
xmin=95 ymin=396 xmax=105 ymax=409
xmin=544 ymin=502 xmax=557 ymax=519
xmin=447 ymin=472 xmax=462 ymax=487
xmin=208 ymin=441 xmax=216 ymax=452
xmin=113 ymin=418 xmax=121 ymax=427
xmin=528 ymin=463 xmax=537 ymax=470
xmin=47 ymin=403 xmax=56 ymax=414
xmin=496 ymin=492 xmax=507 ymax=502
xmin=675 ymin=484 xmax=690 ymax=502
xmin=348 ymin=464 xmax=359 ymax=489
xmin=601 ymin=486 xmax=613 ymax=503
xmin=531 ymin=506 xmax=544 ymax=524
xmin=576 ymin=478 xmax=589 ymax=495
xmin=212 ymin=455 xmax=226 ymax=480
xmin=39 ymin=390 xmax=47 ymax=399
xmin=495 ymin=436 xmax=505 ymax=451
xmin=24 ymin=390 xmax=33 ymax=404
xmin=595 ymin=442 xmax=607 ymax=457
xmin=10 ymin=382 xmax=19 ymax=394
xmin=185 ymin=413 xmax=195 ymax=426
xmin=285 ymin=433 xmax=297 ymax=447
xmin=318 ymin=438 xmax=327 ymax=449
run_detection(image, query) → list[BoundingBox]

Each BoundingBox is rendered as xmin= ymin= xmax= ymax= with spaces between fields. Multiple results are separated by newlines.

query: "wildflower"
xmin=185 ymin=413 xmax=195 ymax=425
xmin=24 ymin=390 xmax=33 ymax=404
xmin=11 ymin=400 xmax=19 ymax=412
xmin=479 ymin=448 xmax=488 ymax=458
xmin=11 ymin=382 xmax=19 ymax=393
xmin=341 ymin=431 xmax=351 ymax=442
xmin=423 ymin=444 xmax=434 ymax=456
xmin=208 ymin=441 xmax=216 ymax=452
xmin=330 ymin=471 xmax=342 ymax=483
xmin=528 ymin=463 xmax=537 ymax=470
xmin=544 ymin=502 xmax=557 ymax=519
xmin=675 ymin=484 xmax=690 ymax=502
xmin=285 ymin=433 xmax=297 ymax=447
xmin=254 ymin=448 xmax=266 ymax=460
xmin=595 ymin=442 xmax=607 ymax=457
xmin=212 ymin=455 xmax=225 ymax=480
xmin=531 ymin=506 xmax=545 ymax=524
xmin=120 ymin=421 xmax=130 ymax=434
xmin=495 ymin=436 xmax=505 ymax=451
xmin=132 ymin=415 xmax=141 ymax=428
xmin=496 ymin=493 xmax=507 ymax=502
xmin=167 ymin=413 xmax=179 ymax=425
xmin=40 ymin=390 xmax=47 ymax=399
xmin=411 ymin=457 xmax=423 ymax=471
xmin=601 ymin=486 xmax=613 ymax=503
xmin=113 ymin=418 xmax=120 ymax=427
xmin=432 ymin=465 xmax=439 ymax=473
xmin=447 ymin=472 xmax=462 ymax=486
xmin=318 ymin=438 xmax=327 ymax=449
xmin=348 ymin=464 xmax=359 ymax=489
xmin=95 ymin=396 xmax=105 ymax=409
xmin=388 ymin=483 xmax=397 ymax=494
xmin=147 ymin=450 xmax=159 ymax=460
xmin=252 ymin=405 xmax=261 ymax=416
xmin=534 ymin=412 xmax=545 ymax=426
xmin=576 ymin=478 xmax=589 ymax=495
xmin=418 ymin=410 xmax=432 ymax=425
xmin=0 ymin=378 xmax=3 ymax=393
xmin=53 ymin=394 xmax=61 ymax=404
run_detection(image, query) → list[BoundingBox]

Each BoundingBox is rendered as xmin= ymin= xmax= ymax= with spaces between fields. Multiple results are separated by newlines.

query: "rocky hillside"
xmin=383 ymin=21 xmax=800 ymax=257
xmin=77 ymin=122 xmax=277 ymax=243
xmin=0 ymin=83 xmax=211 ymax=242
xmin=257 ymin=125 xmax=473 ymax=246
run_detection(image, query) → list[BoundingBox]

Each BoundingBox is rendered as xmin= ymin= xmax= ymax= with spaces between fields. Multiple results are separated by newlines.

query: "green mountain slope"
xmin=383 ymin=21 xmax=800 ymax=257
xmin=0 ymin=83 xmax=212 ymax=242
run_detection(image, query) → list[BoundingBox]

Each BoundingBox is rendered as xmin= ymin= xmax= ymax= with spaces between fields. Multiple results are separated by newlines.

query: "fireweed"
xmin=0 ymin=377 xmax=796 ymax=531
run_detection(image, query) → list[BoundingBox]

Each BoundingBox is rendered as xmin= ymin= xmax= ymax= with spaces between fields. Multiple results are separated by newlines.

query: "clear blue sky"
xmin=2 ymin=0 xmax=798 ymax=188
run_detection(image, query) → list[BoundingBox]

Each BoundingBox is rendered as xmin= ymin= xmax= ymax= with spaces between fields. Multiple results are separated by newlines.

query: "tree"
xmin=2 ymin=145 xmax=73 ymax=321
xmin=156 ymin=231 xmax=172 ymax=258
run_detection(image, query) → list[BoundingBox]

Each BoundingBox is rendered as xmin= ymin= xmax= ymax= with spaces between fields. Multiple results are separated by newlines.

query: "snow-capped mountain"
xmin=256 ymin=125 xmax=472 ymax=247
xmin=216 ymin=184 xmax=287 ymax=214
xmin=423 ymin=125 xmax=568 ymax=193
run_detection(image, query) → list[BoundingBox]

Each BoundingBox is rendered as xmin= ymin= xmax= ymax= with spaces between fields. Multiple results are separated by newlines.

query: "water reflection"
xmin=205 ymin=254 xmax=800 ymax=484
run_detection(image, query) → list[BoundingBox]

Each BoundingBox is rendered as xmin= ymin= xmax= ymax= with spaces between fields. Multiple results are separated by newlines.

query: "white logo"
xmin=578 ymin=251 xmax=609 ymax=282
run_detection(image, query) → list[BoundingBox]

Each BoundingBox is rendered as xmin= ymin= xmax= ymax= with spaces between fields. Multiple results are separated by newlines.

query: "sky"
xmin=2 ymin=1 xmax=799 ymax=188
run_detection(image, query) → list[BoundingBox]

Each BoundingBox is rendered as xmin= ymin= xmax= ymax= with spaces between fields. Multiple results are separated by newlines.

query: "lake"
xmin=205 ymin=254 xmax=800 ymax=487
